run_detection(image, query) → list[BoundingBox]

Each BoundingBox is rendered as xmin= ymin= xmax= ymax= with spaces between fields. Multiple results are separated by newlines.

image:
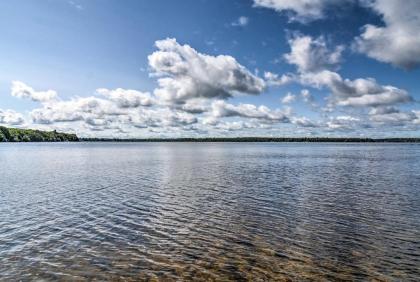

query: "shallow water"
xmin=0 ymin=142 xmax=419 ymax=281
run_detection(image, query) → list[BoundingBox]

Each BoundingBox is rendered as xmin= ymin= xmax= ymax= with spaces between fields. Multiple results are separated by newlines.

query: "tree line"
xmin=81 ymin=137 xmax=420 ymax=143
xmin=0 ymin=126 xmax=79 ymax=142
xmin=1 ymin=126 xmax=418 ymax=142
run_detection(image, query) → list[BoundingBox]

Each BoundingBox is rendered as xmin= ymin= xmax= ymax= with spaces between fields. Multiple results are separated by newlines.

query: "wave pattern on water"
xmin=0 ymin=143 xmax=419 ymax=281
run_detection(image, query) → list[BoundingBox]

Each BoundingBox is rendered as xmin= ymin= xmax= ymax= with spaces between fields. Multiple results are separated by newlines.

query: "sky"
xmin=0 ymin=0 xmax=419 ymax=138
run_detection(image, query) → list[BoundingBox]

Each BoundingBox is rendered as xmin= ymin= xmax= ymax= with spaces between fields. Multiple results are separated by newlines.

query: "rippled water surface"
xmin=1 ymin=142 xmax=420 ymax=281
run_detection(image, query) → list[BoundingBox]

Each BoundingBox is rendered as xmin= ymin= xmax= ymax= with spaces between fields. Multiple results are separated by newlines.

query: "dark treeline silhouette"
xmin=1 ymin=126 xmax=419 ymax=142
xmin=0 ymin=126 xmax=79 ymax=142
xmin=81 ymin=137 xmax=420 ymax=143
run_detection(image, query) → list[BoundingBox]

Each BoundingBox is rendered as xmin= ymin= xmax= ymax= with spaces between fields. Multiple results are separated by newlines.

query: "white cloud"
xmin=281 ymin=34 xmax=413 ymax=108
xmin=284 ymin=35 xmax=344 ymax=73
xmin=354 ymin=0 xmax=420 ymax=69
xmin=11 ymin=81 xmax=57 ymax=102
xmin=264 ymin=71 xmax=294 ymax=86
xmin=301 ymin=70 xmax=412 ymax=107
xmin=368 ymin=106 xmax=399 ymax=116
xmin=180 ymin=99 xmax=210 ymax=114
xmin=253 ymin=0 xmax=420 ymax=68
xmin=127 ymin=108 xmax=198 ymax=129
xmin=210 ymin=100 xmax=290 ymax=123
xmin=370 ymin=111 xmax=415 ymax=125
xmin=253 ymin=0 xmax=342 ymax=23
xmin=25 ymin=84 xmax=200 ymax=135
xmin=326 ymin=115 xmax=362 ymax=131
xmin=148 ymin=38 xmax=265 ymax=104
xmin=291 ymin=116 xmax=317 ymax=127
xmin=209 ymin=120 xmax=259 ymax=132
xmin=413 ymin=111 xmax=420 ymax=125
xmin=232 ymin=16 xmax=249 ymax=27
xmin=336 ymin=88 xmax=412 ymax=107
xmin=30 ymin=95 xmax=199 ymax=134
xmin=0 ymin=109 xmax=25 ymax=125
xmin=281 ymin=92 xmax=296 ymax=104
xmin=30 ymin=97 xmax=121 ymax=124
xmin=300 ymin=89 xmax=313 ymax=103
xmin=368 ymin=106 xmax=418 ymax=126
xmin=96 ymin=88 xmax=154 ymax=108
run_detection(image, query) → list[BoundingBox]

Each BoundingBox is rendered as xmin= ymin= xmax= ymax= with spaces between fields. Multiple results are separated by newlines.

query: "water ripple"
xmin=0 ymin=142 xmax=419 ymax=281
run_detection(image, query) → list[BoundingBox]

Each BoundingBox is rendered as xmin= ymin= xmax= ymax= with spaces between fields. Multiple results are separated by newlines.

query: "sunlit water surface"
xmin=1 ymin=143 xmax=419 ymax=281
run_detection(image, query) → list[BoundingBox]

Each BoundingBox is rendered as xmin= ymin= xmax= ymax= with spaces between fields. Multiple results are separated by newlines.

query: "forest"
xmin=0 ymin=126 xmax=79 ymax=142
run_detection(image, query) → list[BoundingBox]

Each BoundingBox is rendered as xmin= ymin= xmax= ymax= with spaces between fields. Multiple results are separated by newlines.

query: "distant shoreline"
xmin=0 ymin=126 xmax=78 ymax=142
xmin=80 ymin=137 xmax=420 ymax=143
xmin=1 ymin=127 xmax=419 ymax=143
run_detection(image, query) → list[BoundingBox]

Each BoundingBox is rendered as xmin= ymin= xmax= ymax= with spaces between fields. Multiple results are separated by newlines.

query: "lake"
xmin=1 ymin=143 xmax=419 ymax=281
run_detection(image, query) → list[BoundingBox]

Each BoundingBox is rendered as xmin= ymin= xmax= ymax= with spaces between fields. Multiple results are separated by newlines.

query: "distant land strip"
xmin=0 ymin=126 xmax=78 ymax=142
xmin=81 ymin=137 xmax=420 ymax=143
xmin=1 ymin=127 xmax=419 ymax=143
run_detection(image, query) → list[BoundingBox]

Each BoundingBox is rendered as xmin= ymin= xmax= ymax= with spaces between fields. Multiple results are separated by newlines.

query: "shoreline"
xmin=18 ymin=137 xmax=420 ymax=143
xmin=1 ymin=127 xmax=419 ymax=143
xmin=79 ymin=137 xmax=420 ymax=143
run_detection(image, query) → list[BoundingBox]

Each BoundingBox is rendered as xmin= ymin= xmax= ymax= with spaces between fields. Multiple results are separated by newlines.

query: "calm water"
xmin=1 ymin=143 xmax=419 ymax=281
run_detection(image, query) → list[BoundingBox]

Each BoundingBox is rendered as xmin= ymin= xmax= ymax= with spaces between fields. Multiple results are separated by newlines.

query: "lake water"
xmin=1 ymin=142 xmax=419 ymax=281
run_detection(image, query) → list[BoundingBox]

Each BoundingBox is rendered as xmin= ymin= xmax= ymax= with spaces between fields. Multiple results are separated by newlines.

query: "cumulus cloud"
xmin=282 ymin=34 xmax=413 ymax=108
xmin=148 ymin=38 xmax=265 ymax=104
xmin=370 ymin=111 xmax=415 ymax=125
xmin=299 ymin=89 xmax=314 ymax=105
xmin=127 ymin=108 xmax=198 ymax=129
xmin=180 ymin=99 xmax=210 ymax=114
xmin=11 ymin=81 xmax=57 ymax=102
xmin=284 ymin=35 xmax=344 ymax=73
xmin=23 ymin=82 xmax=201 ymax=134
xmin=253 ymin=0 xmax=420 ymax=68
xmin=336 ymin=89 xmax=411 ymax=107
xmin=253 ymin=0 xmax=344 ymax=23
xmin=368 ymin=106 xmax=418 ymax=126
xmin=354 ymin=0 xmax=420 ymax=69
xmin=96 ymin=88 xmax=154 ymax=108
xmin=219 ymin=121 xmax=268 ymax=132
xmin=291 ymin=116 xmax=318 ymax=127
xmin=301 ymin=70 xmax=412 ymax=107
xmin=0 ymin=109 xmax=25 ymax=125
xmin=264 ymin=71 xmax=294 ymax=86
xmin=232 ymin=16 xmax=249 ymax=27
xmin=413 ymin=111 xmax=420 ymax=125
xmin=210 ymin=100 xmax=290 ymax=123
xmin=281 ymin=92 xmax=296 ymax=104
xmin=30 ymin=96 xmax=199 ymax=134
xmin=30 ymin=97 xmax=121 ymax=124
xmin=326 ymin=115 xmax=362 ymax=131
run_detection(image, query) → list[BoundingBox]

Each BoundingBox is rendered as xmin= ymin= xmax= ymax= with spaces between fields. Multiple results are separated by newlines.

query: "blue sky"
xmin=0 ymin=0 xmax=419 ymax=138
